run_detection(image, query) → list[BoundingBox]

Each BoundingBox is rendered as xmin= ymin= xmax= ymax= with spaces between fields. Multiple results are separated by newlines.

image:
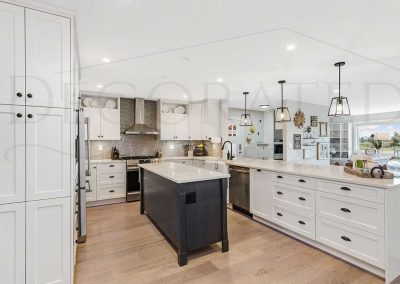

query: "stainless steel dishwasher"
xmin=228 ymin=166 xmax=251 ymax=215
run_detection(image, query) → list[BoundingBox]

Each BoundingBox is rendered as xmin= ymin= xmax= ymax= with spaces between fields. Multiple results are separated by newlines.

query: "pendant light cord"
xmin=281 ymin=83 xmax=283 ymax=109
xmin=245 ymin=93 xmax=247 ymax=116
xmin=338 ymin=64 xmax=341 ymax=100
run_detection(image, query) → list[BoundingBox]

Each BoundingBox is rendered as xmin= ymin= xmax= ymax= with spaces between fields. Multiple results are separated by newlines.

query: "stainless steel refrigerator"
xmin=76 ymin=107 xmax=91 ymax=243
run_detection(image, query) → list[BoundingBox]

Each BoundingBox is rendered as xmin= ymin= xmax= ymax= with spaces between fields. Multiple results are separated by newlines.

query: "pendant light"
xmin=240 ymin=92 xmax=253 ymax=126
xmin=275 ymin=80 xmax=291 ymax=122
xmin=328 ymin=62 xmax=351 ymax=116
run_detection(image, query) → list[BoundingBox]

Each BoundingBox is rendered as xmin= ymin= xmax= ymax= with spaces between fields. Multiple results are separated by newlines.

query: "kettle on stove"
xmin=111 ymin=146 xmax=120 ymax=160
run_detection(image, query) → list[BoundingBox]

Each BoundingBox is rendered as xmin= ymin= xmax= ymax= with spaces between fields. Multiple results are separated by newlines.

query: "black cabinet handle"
xmin=277 ymin=175 xmax=283 ymax=179
xmin=27 ymin=93 xmax=33 ymax=98
xmin=341 ymin=208 xmax=351 ymax=213
xmin=277 ymin=191 xmax=283 ymax=195
xmin=27 ymin=114 xmax=33 ymax=118
xmin=109 ymin=176 xmax=115 ymax=178
xmin=277 ymin=212 xmax=283 ymax=217
xmin=109 ymin=189 xmax=115 ymax=193
xmin=341 ymin=236 xmax=351 ymax=242
xmin=16 ymin=92 xmax=22 ymax=97
xmin=109 ymin=165 xmax=115 ymax=167
xmin=17 ymin=113 xmax=23 ymax=118
xmin=257 ymin=169 xmax=262 ymax=172
xmin=298 ymin=220 xmax=306 ymax=225
xmin=298 ymin=197 xmax=306 ymax=201
xmin=341 ymin=186 xmax=351 ymax=191
xmin=298 ymin=179 xmax=306 ymax=183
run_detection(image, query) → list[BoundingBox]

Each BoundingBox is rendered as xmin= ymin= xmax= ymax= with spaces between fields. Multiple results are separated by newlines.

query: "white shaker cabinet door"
xmin=84 ymin=107 xmax=101 ymax=140
xmin=188 ymin=104 xmax=202 ymax=140
xmin=26 ymin=197 xmax=71 ymax=284
xmin=25 ymin=9 xmax=71 ymax=108
xmin=0 ymin=202 xmax=25 ymax=284
xmin=174 ymin=114 xmax=189 ymax=140
xmin=0 ymin=2 xmax=25 ymax=106
xmin=160 ymin=113 xmax=176 ymax=140
xmin=100 ymin=108 xmax=121 ymax=140
xmin=0 ymin=105 xmax=25 ymax=204
xmin=26 ymin=107 xmax=71 ymax=201
xmin=250 ymin=169 xmax=271 ymax=220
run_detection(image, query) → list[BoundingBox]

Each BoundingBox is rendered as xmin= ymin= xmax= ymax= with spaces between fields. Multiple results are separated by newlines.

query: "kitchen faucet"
xmin=222 ymin=141 xmax=235 ymax=160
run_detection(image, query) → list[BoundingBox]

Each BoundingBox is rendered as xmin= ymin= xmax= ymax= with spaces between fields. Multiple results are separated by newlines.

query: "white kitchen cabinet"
xmin=0 ymin=2 xmax=25 ymax=106
xmin=0 ymin=105 xmax=25 ymax=204
xmin=160 ymin=113 xmax=189 ymax=140
xmin=26 ymin=107 xmax=71 ymax=201
xmin=188 ymin=103 xmax=202 ymax=140
xmin=26 ymin=197 xmax=71 ymax=284
xmin=25 ymin=9 xmax=71 ymax=108
xmin=250 ymin=169 xmax=271 ymax=220
xmin=0 ymin=202 xmax=25 ymax=284
xmin=84 ymin=107 xmax=121 ymax=140
xmin=202 ymin=99 xmax=220 ymax=140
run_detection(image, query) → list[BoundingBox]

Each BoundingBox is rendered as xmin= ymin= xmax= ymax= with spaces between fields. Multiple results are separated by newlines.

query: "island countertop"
xmin=225 ymin=158 xmax=400 ymax=189
xmin=139 ymin=161 xmax=230 ymax=183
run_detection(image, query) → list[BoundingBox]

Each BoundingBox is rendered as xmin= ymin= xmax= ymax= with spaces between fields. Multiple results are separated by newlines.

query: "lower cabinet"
xmin=0 ymin=202 xmax=25 ymax=284
xmin=26 ymin=197 xmax=71 ymax=284
xmin=250 ymin=169 xmax=271 ymax=220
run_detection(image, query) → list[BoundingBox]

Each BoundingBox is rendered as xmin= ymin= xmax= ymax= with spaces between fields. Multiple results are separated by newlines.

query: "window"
xmin=356 ymin=123 xmax=400 ymax=156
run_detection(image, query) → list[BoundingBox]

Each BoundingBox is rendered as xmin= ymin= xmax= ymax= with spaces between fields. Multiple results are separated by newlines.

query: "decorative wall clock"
xmin=293 ymin=109 xmax=305 ymax=128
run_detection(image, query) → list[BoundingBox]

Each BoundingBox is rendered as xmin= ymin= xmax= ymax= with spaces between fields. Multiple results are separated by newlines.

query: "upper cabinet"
xmin=0 ymin=3 xmax=25 ymax=106
xmin=188 ymin=103 xmax=202 ymax=140
xmin=25 ymin=10 xmax=71 ymax=108
xmin=202 ymin=99 xmax=220 ymax=140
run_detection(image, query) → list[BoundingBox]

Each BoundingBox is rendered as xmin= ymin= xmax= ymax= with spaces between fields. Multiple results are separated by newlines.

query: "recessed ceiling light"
xmin=217 ymin=78 xmax=223 ymax=83
xmin=286 ymin=44 xmax=296 ymax=51
xmin=183 ymin=95 xmax=188 ymax=98
xmin=259 ymin=104 xmax=270 ymax=109
xmin=102 ymin=58 xmax=111 ymax=63
xmin=97 ymin=84 xmax=103 ymax=89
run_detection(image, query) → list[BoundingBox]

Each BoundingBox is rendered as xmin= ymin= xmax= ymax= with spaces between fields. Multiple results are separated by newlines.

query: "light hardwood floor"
xmin=75 ymin=202 xmax=383 ymax=284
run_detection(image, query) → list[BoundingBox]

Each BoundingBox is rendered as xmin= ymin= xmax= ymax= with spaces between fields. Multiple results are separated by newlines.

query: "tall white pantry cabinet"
xmin=0 ymin=1 xmax=73 ymax=284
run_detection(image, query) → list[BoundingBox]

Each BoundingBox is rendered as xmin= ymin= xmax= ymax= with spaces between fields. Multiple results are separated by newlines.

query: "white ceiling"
xmin=45 ymin=0 xmax=400 ymax=115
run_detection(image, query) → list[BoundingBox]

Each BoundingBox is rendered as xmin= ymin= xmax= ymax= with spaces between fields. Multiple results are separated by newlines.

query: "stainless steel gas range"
xmin=120 ymin=156 xmax=160 ymax=202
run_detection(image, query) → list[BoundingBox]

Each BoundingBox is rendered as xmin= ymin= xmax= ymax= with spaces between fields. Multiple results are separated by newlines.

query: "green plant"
xmin=391 ymin=132 xmax=400 ymax=148
xmin=369 ymin=134 xmax=382 ymax=150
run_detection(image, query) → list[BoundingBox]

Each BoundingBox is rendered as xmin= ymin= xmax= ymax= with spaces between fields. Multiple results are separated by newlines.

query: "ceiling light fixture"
xmin=259 ymin=104 xmax=270 ymax=109
xmin=217 ymin=78 xmax=223 ymax=83
xmin=275 ymin=80 xmax=291 ymax=122
xmin=286 ymin=44 xmax=296 ymax=51
xmin=97 ymin=84 xmax=103 ymax=89
xmin=240 ymin=92 xmax=253 ymax=126
xmin=102 ymin=58 xmax=111 ymax=63
xmin=328 ymin=62 xmax=351 ymax=117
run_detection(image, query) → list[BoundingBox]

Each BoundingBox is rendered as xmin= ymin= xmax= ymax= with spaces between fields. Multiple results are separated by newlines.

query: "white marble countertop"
xmin=225 ymin=158 xmax=400 ymax=189
xmin=139 ymin=161 xmax=230 ymax=183
xmin=162 ymin=156 xmax=225 ymax=162
xmin=90 ymin=159 xmax=126 ymax=164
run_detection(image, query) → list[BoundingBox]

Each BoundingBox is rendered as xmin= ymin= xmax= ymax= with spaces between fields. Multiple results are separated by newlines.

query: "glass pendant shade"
xmin=275 ymin=107 xmax=291 ymax=122
xmin=328 ymin=97 xmax=350 ymax=117
xmin=275 ymin=80 xmax=291 ymax=122
xmin=240 ymin=92 xmax=253 ymax=126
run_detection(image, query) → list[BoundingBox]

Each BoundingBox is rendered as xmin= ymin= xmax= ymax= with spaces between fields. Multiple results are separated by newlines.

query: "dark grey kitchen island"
xmin=139 ymin=161 xmax=230 ymax=266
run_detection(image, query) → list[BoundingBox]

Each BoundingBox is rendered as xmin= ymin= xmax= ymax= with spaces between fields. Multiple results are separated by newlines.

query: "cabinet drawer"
xmin=272 ymin=205 xmax=315 ymax=240
xmin=96 ymin=162 xmax=126 ymax=172
xmin=272 ymin=182 xmax=315 ymax=216
xmin=97 ymin=184 xmax=126 ymax=200
xmin=272 ymin=172 xmax=315 ymax=189
xmin=316 ymin=180 xmax=384 ymax=203
xmin=316 ymin=191 xmax=384 ymax=236
xmin=316 ymin=217 xmax=385 ymax=269
xmin=97 ymin=171 xmax=126 ymax=185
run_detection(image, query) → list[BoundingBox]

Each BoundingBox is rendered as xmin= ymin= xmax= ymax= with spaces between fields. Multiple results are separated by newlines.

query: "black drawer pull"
xmin=109 ymin=175 xmax=115 ymax=178
xmin=341 ymin=208 xmax=351 ymax=213
xmin=27 ymin=93 xmax=33 ymax=98
xmin=109 ymin=189 xmax=115 ymax=193
xmin=109 ymin=165 xmax=115 ymax=167
xmin=277 ymin=175 xmax=283 ymax=179
xmin=298 ymin=179 xmax=306 ymax=183
xmin=298 ymin=197 xmax=306 ymax=201
xmin=277 ymin=191 xmax=283 ymax=195
xmin=341 ymin=236 xmax=351 ymax=242
xmin=16 ymin=92 xmax=23 ymax=97
xmin=298 ymin=220 xmax=306 ymax=225
xmin=17 ymin=113 xmax=23 ymax=118
xmin=277 ymin=212 xmax=283 ymax=217
xmin=341 ymin=186 xmax=351 ymax=191
xmin=27 ymin=114 xmax=33 ymax=118
xmin=257 ymin=169 xmax=262 ymax=172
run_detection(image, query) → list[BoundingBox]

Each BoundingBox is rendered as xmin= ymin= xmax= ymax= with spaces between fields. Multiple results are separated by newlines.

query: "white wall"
xmin=282 ymin=100 xmax=330 ymax=165
xmin=228 ymin=108 xmax=265 ymax=143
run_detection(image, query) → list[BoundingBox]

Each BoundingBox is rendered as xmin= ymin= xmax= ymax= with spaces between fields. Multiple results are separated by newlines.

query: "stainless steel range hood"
xmin=125 ymin=98 xmax=159 ymax=135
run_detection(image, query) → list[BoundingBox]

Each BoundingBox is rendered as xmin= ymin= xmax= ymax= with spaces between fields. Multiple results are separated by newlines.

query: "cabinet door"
xmin=160 ymin=113 xmax=176 ymax=140
xmin=86 ymin=164 xmax=97 ymax=202
xmin=174 ymin=114 xmax=189 ymax=140
xmin=26 ymin=107 xmax=71 ymax=201
xmin=26 ymin=197 xmax=71 ymax=284
xmin=202 ymin=99 xmax=220 ymax=139
xmin=25 ymin=9 xmax=71 ymax=108
xmin=0 ymin=2 xmax=25 ymax=105
xmin=250 ymin=169 xmax=271 ymax=220
xmin=100 ymin=109 xmax=120 ymax=140
xmin=188 ymin=104 xmax=202 ymax=140
xmin=0 ymin=105 xmax=25 ymax=204
xmin=84 ymin=108 xmax=101 ymax=140
xmin=0 ymin=202 xmax=25 ymax=284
